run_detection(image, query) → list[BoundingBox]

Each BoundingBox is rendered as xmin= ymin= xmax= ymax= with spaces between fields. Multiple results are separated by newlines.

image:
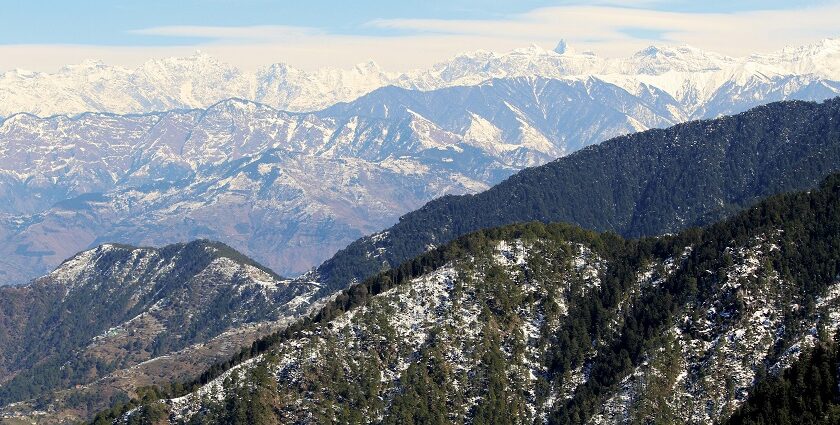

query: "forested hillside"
xmin=108 ymin=173 xmax=840 ymax=424
xmin=315 ymin=97 xmax=840 ymax=294
xmin=725 ymin=339 xmax=840 ymax=425
xmin=0 ymin=241 xmax=318 ymax=423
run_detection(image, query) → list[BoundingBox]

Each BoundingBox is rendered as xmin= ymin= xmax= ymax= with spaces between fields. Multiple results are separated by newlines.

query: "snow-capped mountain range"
xmin=2 ymin=38 xmax=840 ymax=117
xmin=0 ymin=76 xmax=684 ymax=286
xmin=0 ymin=38 xmax=840 ymax=286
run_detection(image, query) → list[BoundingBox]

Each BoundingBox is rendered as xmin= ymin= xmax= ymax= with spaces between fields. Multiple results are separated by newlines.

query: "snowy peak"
xmin=58 ymin=59 xmax=113 ymax=74
xmin=510 ymin=43 xmax=556 ymax=56
xmin=139 ymin=51 xmax=235 ymax=75
xmin=354 ymin=60 xmax=383 ymax=73
xmin=554 ymin=39 xmax=573 ymax=55
xmin=2 ymin=37 xmax=839 ymax=116
xmin=0 ymin=237 xmax=319 ymax=422
xmin=765 ymin=36 xmax=840 ymax=59
xmin=752 ymin=37 xmax=840 ymax=80
xmin=44 ymin=239 xmax=283 ymax=292
xmin=629 ymin=44 xmax=734 ymax=73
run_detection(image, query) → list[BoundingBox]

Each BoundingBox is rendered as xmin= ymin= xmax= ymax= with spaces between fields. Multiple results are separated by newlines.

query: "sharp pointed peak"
xmin=554 ymin=39 xmax=574 ymax=55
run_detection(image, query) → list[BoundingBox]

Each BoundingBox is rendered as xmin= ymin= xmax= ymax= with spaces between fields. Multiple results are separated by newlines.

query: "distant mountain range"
xmin=1 ymin=38 xmax=840 ymax=286
xmin=2 ymin=38 xmax=840 ymax=117
xmin=0 ymin=76 xmax=686 ymax=286
xmin=2 ymin=99 xmax=840 ymax=424
xmin=2 ymin=77 xmax=840 ymax=286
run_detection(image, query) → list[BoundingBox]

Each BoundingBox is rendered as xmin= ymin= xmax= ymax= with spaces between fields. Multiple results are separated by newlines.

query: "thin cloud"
xmin=368 ymin=4 xmax=840 ymax=56
xmin=128 ymin=25 xmax=320 ymax=41
xmin=1 ymin=3 xmax=839 ymax=72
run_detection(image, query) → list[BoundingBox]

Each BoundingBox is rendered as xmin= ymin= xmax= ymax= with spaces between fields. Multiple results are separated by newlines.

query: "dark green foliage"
xmin=89 ymin=386 xmax=168 ymax=425
xmin=384 ymin=345 xmax=452 ymax=425
xmin=472 ymin=323 xmax=527 ymax=425
xmin=182 ymin=223 xmax=605 ymax=397
xmin=95 ymin=174 xmax=840 ymax=424
xmin=89 ymin=223 xmax=607 ymax=423
xmin=316 ymin=97 xmax=840 ymax=295
xmin=549 ymin=174 xmax=840 ymax=424
xmin=726 ymin=337 xmax=840 ymax=425
xmin=186 ymin=366 xmax=280 ymax=425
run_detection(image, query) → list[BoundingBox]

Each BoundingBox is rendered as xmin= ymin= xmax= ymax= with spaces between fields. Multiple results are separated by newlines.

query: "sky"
xmin=1 ymin=0 xmax=840 ymax=72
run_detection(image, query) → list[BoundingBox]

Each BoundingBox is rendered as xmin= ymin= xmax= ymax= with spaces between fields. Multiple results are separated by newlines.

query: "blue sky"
xmin=1 ymin=0 xmax=839 ymax=71
xmin=2 ymin=0 xmax=830 ymax=44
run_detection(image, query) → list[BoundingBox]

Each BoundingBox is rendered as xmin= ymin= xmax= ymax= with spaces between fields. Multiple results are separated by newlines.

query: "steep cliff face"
xmin=119 ymin=175 xmax=840 ymax=424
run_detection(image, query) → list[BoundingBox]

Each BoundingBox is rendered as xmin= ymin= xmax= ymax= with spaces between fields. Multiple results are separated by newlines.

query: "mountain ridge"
xmin=0 ymin=239 xmax=321 ymax=423
xmin=107 ymin=173 xmax=840 ymax=424
xmin=3 ymin=97 xmax=840 ymax=424
xmin=0 ymin=76 xmax=688 ymax=286
xmin=310 ymin=97 xmax=840 ymax=294
xmin=2 ymin=37 xmax=840 ymax=117
xmin=2 ymin=39 xmax=840 ymax=286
